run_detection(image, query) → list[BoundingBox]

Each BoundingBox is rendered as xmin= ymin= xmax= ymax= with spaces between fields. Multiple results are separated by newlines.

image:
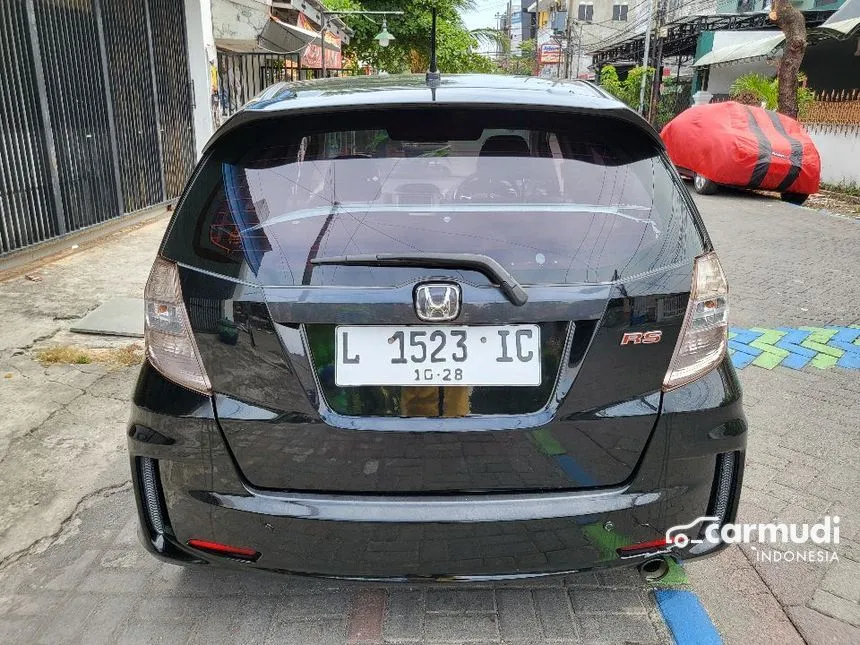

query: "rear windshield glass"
xmin=165 ymin=109 xmax=703 ymax=285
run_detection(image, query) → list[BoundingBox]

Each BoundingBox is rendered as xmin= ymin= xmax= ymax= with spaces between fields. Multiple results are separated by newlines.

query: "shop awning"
xmin=259 ymin=16 xmax=341 ymax=54
xmin=816 ymin=16 xmax=860 ymax=38
xmin=693 ymin=34 xmax=784 ymax=67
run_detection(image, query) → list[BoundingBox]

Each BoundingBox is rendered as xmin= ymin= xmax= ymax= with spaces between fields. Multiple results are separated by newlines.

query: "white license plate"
xmin=335 ymin=325 xmax=541 ymax=387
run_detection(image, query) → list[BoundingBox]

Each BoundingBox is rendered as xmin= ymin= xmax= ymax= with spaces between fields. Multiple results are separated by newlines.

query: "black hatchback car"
xmin=130 ymin=75 xmax=746 ymax=580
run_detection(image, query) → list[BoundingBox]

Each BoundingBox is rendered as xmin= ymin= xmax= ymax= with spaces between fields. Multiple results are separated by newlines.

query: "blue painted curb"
xmin=655 ymin=589 xmax=722 ymax=645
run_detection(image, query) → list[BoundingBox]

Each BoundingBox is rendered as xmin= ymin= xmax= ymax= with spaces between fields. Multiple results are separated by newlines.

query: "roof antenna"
xmin=425 ymin=6 xmax=441 ymax=87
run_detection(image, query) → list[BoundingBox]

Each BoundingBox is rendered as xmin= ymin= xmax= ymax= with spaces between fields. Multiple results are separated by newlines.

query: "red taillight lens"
xmin=186 ymin=539 xmax=260 ymax=561
xmin=144 ymin=257 xmax=211 ymax=394
xmin=616 ymin=537 xmax=672 ymax=557
xmin=662 ymin=252 xmax=729 ymax=391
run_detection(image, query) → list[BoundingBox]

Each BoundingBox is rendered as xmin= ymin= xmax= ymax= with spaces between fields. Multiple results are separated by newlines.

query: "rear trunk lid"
xmin=165 ymin=106 xmax=705 ymax=493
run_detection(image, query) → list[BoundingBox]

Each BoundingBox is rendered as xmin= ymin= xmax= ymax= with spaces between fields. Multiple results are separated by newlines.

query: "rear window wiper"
xmin=310 ymin=253 xmax=529 ymax=306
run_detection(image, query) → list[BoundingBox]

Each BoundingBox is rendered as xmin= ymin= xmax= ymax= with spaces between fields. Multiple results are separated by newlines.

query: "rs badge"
xmin=621 ymin=331 xmax=663 ymax=345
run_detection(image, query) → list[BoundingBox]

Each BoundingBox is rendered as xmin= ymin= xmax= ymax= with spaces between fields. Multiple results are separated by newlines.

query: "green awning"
xmin=693 ymin=34 xmax=785 ymax=67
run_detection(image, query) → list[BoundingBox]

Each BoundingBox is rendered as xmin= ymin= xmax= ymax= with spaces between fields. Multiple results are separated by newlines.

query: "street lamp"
xmin=320 ymin=10 xmax=404 ymax=78
xmin=374 ymin=19 xmax=394 ymax=48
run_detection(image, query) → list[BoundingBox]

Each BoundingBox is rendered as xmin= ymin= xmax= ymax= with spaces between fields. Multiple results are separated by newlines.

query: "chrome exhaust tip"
xmin=638 ymin=556 xmax=670 ymax=581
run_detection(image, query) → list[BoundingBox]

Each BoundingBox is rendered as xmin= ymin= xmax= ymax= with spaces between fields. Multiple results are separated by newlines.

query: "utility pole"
xmin=575 ymin=22 xmax=583 ymax=79
xmin=321 ymin=14 xmax=329 ymax=78
xmin=638 ymin=0 xmax=655 ymax=115
xmin=647 ymin=0 xmax=667 ymax=124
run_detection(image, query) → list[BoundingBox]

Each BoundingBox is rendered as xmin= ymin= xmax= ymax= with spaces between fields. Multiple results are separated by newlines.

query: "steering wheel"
xmin=454 ymin=175 xmax=520 ymax=203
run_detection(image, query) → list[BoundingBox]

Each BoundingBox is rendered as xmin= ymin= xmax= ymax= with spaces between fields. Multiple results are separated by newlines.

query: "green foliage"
xmin=599 ymin=65 xmax=654 ymax=109
xmin=327 ymin=0 xmax=498 ymax=74
xmin=499 ymin=38 xmax=536 ymax=75
xmin=729 ymin=72 xmax=815 ymax=115
xmin=821 ymin=181 xmax=860 ymax=197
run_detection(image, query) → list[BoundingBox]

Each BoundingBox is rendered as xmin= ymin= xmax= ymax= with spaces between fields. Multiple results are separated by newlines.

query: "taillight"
xmin=144 ymin=257 xmax=211 ymax=394
xmin=663 ymin=252 xmax=729 ymax=391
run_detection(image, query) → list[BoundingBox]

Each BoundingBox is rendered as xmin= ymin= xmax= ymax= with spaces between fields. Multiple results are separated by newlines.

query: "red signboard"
xmin=539 ymin=43 xmax=561 ymax=65
xmin=298 ymin=12 xmax=342 ymax=70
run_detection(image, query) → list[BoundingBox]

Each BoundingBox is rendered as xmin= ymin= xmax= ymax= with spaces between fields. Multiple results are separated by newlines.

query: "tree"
xmin=325 ymin=0 xmax=498 ymax=74
xmin=729 ymin=72 xmax=814 ymax=116
xmin=770 ymin=0 xmax=807 ymax=118
xmin=599 ymin=65 xmax=655 ymax=109
xmin=499 ymin=38 xmax=536 ymax=75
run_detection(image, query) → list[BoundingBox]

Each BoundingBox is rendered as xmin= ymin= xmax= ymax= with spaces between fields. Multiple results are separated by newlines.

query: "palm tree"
xmin=469 ymin=28 xmax=510 ymax=54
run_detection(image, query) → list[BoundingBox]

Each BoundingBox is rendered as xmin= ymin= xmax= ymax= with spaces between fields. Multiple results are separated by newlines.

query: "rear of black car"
xmin=129 ymin=85 xmax=746 ymax=579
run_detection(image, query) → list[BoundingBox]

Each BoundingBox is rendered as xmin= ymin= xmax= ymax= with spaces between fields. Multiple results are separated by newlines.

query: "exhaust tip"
xmin=638 ymin=557 xmax=670 ymax=581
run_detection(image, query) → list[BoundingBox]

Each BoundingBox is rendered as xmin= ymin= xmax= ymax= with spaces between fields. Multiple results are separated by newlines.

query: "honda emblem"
xmin=414 ymin=283 xmax=461 ymax=322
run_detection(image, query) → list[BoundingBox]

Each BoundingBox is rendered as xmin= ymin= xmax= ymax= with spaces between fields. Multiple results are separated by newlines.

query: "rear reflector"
xmin=139 ymin=457 xmax=165 ymax=535
xmin=186 ymin=539 xmax=260 ymax=561
xmin=708 ymin=451 xmax=737 ymax=522
xmin=617 ymin=537 xmax=672 ymax=557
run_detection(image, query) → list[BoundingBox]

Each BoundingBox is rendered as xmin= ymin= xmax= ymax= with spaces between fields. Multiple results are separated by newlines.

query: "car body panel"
xmin=128 ymin=359 xmax=744 ymax=578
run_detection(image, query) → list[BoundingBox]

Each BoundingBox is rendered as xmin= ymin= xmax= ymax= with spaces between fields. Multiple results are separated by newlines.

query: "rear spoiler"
xmin=203 ymin=96 xmax=663 ymax=156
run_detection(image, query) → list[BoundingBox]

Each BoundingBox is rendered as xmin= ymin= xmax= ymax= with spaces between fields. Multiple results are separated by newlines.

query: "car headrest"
xmin=479 ymin=135 xmax=530 ymax=157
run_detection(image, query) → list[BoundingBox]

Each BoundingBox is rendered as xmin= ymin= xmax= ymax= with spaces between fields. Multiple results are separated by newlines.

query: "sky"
xmin=462 ymin=0 xmax=512 ymax=30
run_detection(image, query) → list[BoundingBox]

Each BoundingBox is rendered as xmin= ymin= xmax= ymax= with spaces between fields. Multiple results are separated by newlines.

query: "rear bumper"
xmin=128 ymin=358 xmax=746 ymax=580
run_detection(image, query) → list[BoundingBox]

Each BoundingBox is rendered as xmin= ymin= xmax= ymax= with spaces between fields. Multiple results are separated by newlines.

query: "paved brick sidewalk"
xmin=0 ymin=490 xmax=673 ymax=645
xmin=687 ymin=192 xmax=860 ymax=645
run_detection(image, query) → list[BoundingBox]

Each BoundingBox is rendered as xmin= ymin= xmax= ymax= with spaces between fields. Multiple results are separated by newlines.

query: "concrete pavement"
xmin=0 ymin=192 xmax=858 ymax=644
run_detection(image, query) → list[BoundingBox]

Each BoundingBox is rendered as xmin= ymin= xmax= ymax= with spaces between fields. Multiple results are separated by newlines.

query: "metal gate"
xmin=0 ymin=0 xmax=195 ymax=256
xmin=217 ymin=52 xmax=302 ymax=119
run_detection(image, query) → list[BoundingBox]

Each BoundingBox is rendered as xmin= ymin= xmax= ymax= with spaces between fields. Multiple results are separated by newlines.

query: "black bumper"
xmin=127 ymin=358 xmax=746 ymax=580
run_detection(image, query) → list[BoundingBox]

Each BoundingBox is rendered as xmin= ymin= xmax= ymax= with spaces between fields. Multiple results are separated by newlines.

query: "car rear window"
xmin=164 ymin=108 xmax=704 ymax=285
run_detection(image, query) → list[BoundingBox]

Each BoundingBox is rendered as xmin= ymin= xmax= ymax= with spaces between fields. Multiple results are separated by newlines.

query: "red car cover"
xmin=661 ymin=101 xmax=820 ymax=196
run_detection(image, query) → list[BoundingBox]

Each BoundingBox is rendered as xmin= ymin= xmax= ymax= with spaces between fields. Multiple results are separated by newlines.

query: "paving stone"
xmin=273 ymin=591 xmax=350 ymax=619
xmin=424 ymin=614 xmax=499 ymax=642
xmin=809 ymin=590 xmax=860 ymax=627
xmin=569 ymin=588 xmax=647 ymax=614
xmin=383 ymin=590 xmax=424 ymax=642
xmin=577 ymin=613 xmax=659 ymax=644
xmin=496 ymin=589 xmax=539 ymax=641
xmin=786 ymin=605 xmax=860 ymax=645
xmin=820 ymin=558 xmax=860 ymax=603
xmin=533 ymin=588 xmax=578 ymax=641
xmin=185 ymin=597 xmax=278 ymax=645
xmin=426 ymin=589 xmax=495 ymax=613
xmin=265 ymin=618 xmax=348 ymax=645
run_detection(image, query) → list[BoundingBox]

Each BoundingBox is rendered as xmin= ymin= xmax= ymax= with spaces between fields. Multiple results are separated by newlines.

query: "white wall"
xmin=707 ymin=58 xmax=776 ymax=94
xmin=211 ymin=0 xmax=269 ymax=41
xmin=185 ymin=0 xmax=218 ymax=157
xmin=806 ymin=124 xmax=860 ymax=186
xmin=703 ymin=31 xmax=780 ymax=95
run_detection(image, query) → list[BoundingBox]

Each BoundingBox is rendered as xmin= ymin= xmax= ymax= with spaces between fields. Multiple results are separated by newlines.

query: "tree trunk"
xmin=770 ymin=0 xmax=807 ymax=119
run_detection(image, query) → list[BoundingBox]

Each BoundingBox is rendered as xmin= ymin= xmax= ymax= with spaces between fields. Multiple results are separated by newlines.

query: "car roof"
xmin=243 ymin=74 xmax=624 ymax=112
xmin=205 ymin=74 xmax=657 ymax=153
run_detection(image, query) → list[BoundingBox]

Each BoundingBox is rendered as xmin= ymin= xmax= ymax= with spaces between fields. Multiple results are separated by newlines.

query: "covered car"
xmin=661 ymin=101 xmax=820 ymax=203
